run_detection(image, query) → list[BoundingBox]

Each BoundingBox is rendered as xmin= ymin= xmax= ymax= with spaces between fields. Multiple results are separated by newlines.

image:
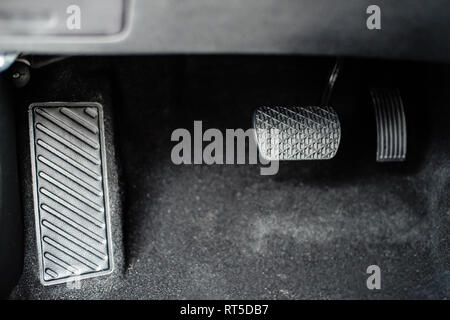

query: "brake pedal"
xmin=253 ymin=59 xmax=342 ymax=161
xmin=253 ymin=106 xmax=341 ymax=160
xmin=370 ymin=89 xmax=407 ymax=162
xmin=29 ymin=102 xmax=113 ymax=285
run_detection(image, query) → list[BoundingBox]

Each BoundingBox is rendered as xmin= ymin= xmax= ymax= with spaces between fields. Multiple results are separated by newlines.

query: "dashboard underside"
xmin=0 ymin=0 xmax=449 ymax=62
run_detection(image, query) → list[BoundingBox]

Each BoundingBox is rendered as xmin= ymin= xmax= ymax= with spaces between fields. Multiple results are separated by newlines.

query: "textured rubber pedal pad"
xmin=29 ymin=102 xmax=113 ymax=285
xmin=370 ymin=89 xmax=407 ymax=162
xmin=253 ymin=106 xmax=341 ymax=160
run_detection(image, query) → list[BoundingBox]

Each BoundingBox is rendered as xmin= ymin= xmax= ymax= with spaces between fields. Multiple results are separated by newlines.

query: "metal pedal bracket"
xmin=29 ymin=102 xmax=113 ymax=285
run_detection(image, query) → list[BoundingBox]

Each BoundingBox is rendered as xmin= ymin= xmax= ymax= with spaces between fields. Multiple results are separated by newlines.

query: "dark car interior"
xmin=0 ymin=0 xmax=449 ymax=300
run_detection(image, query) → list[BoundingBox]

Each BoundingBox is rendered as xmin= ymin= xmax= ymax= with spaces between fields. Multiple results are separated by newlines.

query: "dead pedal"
xmin=29 ymin=102 xmax=113 ymax=285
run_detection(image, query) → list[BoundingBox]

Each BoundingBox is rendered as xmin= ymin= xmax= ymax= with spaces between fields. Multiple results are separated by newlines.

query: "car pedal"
xmin=253 ymin=106 xmax=341 ymax=160
xmin=29 ymin=102 xmax=113 ymax=285
xmin=370 ymin=89 xmax=407 ymax=162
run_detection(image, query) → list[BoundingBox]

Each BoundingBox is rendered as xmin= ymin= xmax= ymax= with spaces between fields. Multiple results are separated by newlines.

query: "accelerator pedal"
xmin=253 ymin=106 xmax=341 ymax=160
xmin=29 ymin=102 xmax=113 ymax=285
xmin=370 ymin=89 xmax=407 ymax=162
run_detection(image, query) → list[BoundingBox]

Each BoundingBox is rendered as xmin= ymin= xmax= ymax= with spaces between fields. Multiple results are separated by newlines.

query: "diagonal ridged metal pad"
xmin=253 ymin=106 xmax=341 ymax=160
xmin=29 ymin=102 xmax=113 ymax=285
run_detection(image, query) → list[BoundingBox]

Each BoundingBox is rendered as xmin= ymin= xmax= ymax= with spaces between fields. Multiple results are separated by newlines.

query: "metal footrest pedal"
xmin=370 ymin=89 xmax=407 ymax=162
xmin=29 ymin=102 xmax=113 ymax=285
